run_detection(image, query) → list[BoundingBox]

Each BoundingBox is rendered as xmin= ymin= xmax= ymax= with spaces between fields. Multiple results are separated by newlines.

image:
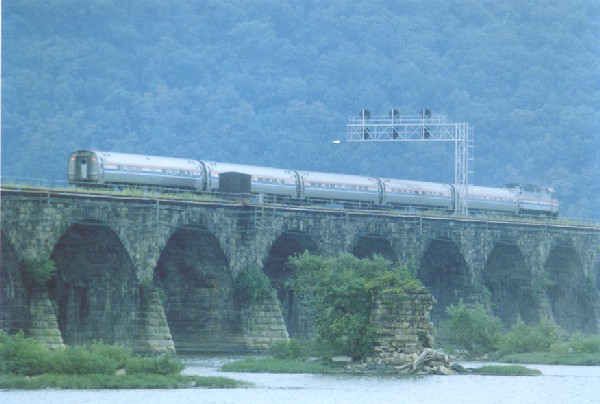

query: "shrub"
xmin=50 ymin=345 xmax=118 ymax=375
xmin=125 ymin=354 xmax=183 ymax=375
xmin=268 ymin=339 xmax=306 ymax=359
xmin=234 ymin=266 xmax=274 ymax=305
xmin=0 ymin=332 xmax=182 ymax=377
xmin=562 ymin=335 xmax=600 ymax=354
xmin=438 ymin=301 xmax=503 ymax=354
xmin=22 ymin=258 xmax=56 ymax=289
xmin=0 ymin=331 xmax=51 ymax=375
xmin=500 ymin=318 xmax=560 ymax=355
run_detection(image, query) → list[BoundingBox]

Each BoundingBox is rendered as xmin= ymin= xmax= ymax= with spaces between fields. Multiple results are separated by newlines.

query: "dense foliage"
xmin=438 ymin=301 xmax=600 ymax=364
xmin=288 ymin=252 xmax=422 ymax=360
xmin=233 ymin=266 xmax=274 ymax=305
xmin=0 ymin=331 xmax=249 ymax=389
xmin=438 ymin=301 xmax=503 ymax=354
xmin=22 ymin=257 xmax=57 ymax=289
xmin=3 ymin=1 xmax=599 ymax=220
xmin=0 ymin=331 xmax=182 ymax=376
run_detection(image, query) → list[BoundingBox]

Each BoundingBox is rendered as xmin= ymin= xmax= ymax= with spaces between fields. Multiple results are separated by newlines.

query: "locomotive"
xmin=67 ymin=150 xmax=559 ymax=217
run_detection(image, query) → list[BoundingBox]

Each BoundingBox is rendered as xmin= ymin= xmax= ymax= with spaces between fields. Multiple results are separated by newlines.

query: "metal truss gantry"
xmin=347 ymin=110 xmax=474 ymax=214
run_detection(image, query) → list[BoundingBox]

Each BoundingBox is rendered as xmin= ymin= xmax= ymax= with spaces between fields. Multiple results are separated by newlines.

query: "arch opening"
xmin=49 ymin=222 xmax=139 ymax=347
xmin=352 ymin=234 xmax=397 ymax=263
xmin=545 ymin=246 xmax=596 ymax=333
xmin=417 ymin=239 xmax=470 ymax=323
xmin=483 ymin=243 xmax=538 ymax=325
xmin=263 ymin=231 xmax=317 ymax=339
xmin=154 ymin=226 xmax=239 ymax=353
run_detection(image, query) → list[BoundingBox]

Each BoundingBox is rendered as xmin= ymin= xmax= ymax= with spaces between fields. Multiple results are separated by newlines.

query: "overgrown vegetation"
xmin=22 ymin=257 xmax=56 ymax=289
xmin=234 ymin=266 xmax=274 ymax=305
xmin=0 ymin=331 xmax=249 ymax=389
xmin=438 ymin=301 xmax=503 ymax=355
xmin=437 ymin=301 xmax=600 ymax=365
xmin=267 ymin=339 xmax=311 ymax=360
xmin=288 ymin=252 xmax=423 ymax=360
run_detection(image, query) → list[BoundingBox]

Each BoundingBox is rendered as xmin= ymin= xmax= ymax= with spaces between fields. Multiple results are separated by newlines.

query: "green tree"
xmin=288 ymin=252 xmax=422 ymax=360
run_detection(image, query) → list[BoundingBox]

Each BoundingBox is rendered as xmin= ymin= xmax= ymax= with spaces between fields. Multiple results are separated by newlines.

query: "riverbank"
xmin=0 ymin=332 xmax=249 ymax=390
xmin=492 ymin=351 xmax=600 ymax=366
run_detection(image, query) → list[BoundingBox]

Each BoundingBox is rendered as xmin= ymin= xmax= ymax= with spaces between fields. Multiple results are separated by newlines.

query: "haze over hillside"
xmin=3 ymin=0 xmax=599 ymax=219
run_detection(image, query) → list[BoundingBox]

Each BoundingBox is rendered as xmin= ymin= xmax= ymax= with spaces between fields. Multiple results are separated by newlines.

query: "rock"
xmin=449 ymin=363 xmax=470 ymax=373
xmin=331 ymin=355 xmax=353 ymax=363
xmin=436 ymin=365 xmax=455 ymax=375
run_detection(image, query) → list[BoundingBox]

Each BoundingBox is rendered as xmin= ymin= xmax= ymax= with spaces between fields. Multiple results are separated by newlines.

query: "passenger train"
xmin=67 ymin=150 xmax=559 ymax=217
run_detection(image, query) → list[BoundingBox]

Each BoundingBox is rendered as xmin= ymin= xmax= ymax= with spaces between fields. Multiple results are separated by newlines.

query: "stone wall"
xmin=240 ymin=297 xmax=289 ymax=352
xmin=354 ymin=287 xmax=451 ymax=374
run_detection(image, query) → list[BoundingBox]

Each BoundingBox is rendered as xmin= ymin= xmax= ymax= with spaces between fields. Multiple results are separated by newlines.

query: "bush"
xmin=555 ymin=335 xmax=600 ymax=354
xmin=0 ymin=331 xmax=52 ymax=375
xmin=125 ymin=355 xmax=183 ymax=375
xmin=234 ymin=267 xmax=274 ymax=305
xmin=500 ymin=318 xmax=560 ymax=355
xmin=0 ymin=332 xmax=182 ymax=376
xmin=268 ymin=339 xmax=307 ymax=359
xmin=438 ymin=301 xmax=503 ymax=354
xmin=50 ymin=345 xmax=119 ymax=375
xmin=22 ymin=258 xmax=56 ymax=288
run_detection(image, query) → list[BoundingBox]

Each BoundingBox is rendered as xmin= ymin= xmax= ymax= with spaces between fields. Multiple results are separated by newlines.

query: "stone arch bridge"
xmin=1 ymin=188 xmax=599 ymax=353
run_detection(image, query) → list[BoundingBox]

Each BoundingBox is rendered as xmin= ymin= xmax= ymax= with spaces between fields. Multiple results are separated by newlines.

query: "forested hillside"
xmin=3 ymin=0 xmax=599 ymax=219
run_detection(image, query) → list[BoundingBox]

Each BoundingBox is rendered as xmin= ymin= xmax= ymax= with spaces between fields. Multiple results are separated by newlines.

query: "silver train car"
xmin=67 ymin=150 xmax=559 ymax=217
xmin=67 ymin=150 xmax=205 ymax=190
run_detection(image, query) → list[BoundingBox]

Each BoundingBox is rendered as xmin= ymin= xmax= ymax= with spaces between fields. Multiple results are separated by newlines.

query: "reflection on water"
xmin=3 ymin=356 xmax=600 ymax=404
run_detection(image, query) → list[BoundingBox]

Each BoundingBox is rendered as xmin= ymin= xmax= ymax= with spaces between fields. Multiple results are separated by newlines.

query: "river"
xmin=2 ymin=356 xmax=599 ymax=404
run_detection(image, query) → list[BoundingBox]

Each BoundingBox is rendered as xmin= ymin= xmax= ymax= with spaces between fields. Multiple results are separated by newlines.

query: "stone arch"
xmin=545 ymin=245 xmax=596 ymax=333
xmin=154 ymin=225 xmax=239 ymax=353
xmin=263 ymin=231 xmax=318 ymax=339
xmin=483 ymin=242 xmax=538 ymax=325
xmin=0 ymin=233 xmax=30 ymax=333
xmin=48 ymin=221 xmax=140 ymax=347
xmin=417 ymin=239 xmax=471 ymax=322
xmin=352 ymin=234 xmax=397 ymax=263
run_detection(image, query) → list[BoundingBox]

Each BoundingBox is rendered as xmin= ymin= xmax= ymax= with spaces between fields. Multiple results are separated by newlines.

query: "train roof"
xmin=299 ymin=170 xmax=379 ymax=185
xmin=467 ymin=185 xmax=519 ymax=197
xmin=380 ymin=178 xmax=452 ymax=192
xmin=203 ymin=161 xmax=297 ymax=177
xmin=81 ymin=150 xmax=201 ymax=170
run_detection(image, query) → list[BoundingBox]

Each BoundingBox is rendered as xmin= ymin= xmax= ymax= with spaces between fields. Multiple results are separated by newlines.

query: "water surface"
xmin=2 ymin=356 xmax=599 ymax=404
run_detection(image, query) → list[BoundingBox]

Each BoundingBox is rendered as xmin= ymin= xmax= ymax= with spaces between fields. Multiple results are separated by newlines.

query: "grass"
xmin=494 ymin=351 xmax=600 ymax=366
xmin=474 ymin=365 xmax=541 ymax=376
xmin=220 ymin=358 xmax=336 ymax=374
xmin=0 ymin=332 xmax=250 ymax=390
xmin=0 ymin=374 xmax=251 ymax=390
